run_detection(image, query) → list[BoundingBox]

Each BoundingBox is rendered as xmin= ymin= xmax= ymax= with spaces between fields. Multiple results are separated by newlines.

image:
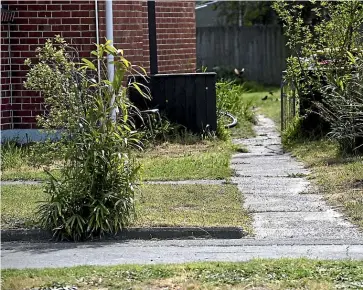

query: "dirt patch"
xmin=352 ymin=179 xmax=363 ymax=189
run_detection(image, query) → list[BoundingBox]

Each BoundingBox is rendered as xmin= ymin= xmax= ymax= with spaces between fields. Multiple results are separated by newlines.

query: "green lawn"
xmin=1 ymin=140 xmax=238 ymax=182
xmin=140 ymin=140 xmax=235 ymax=181
xmin=286 ymin=139 xmax=363 ymax=230
xmin=242 ymin=88 xmax=281 ymax=126
xmin=3 ymin=259 xmax=363 ymax=290
xmin=1 ymin=183 xmax=251 ymax=231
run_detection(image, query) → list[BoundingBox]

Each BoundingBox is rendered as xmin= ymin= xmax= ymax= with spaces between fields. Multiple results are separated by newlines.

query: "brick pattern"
xmin=1 ymin=0 xmax=196 ymax=130
xmin=2 ymin=0 xmax=96 ymax=129
xmin=98 ymin=1 xmax=146 ymax=68
xmin=1 ymin=24 xmax=12 ymax=130
xmin=156 ymin=1 xmax=196 ymax=73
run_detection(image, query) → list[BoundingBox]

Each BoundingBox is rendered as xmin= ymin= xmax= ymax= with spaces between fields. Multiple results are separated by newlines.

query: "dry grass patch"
xmin=1 ymin=183 xmax=251 ymax=230
xmin=1 ymin=139 xmax=237 ymax=182
xmin=286 ymin=139 xmax=363 ymax=229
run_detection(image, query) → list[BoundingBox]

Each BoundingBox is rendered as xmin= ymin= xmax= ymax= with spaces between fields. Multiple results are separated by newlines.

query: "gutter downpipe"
xmin=8 ymin=21 xmax=13 ymax=129
xmin=94 ymin=0 xmax=101 ymax=83
xmin=105 ymin=0 xmax=117 ymax=120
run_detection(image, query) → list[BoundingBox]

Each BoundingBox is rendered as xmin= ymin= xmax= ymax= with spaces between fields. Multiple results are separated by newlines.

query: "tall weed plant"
xmin=317 ymin=57 xmax=363 ymax=154
xmin=216 ymin=80 xmax=255 ymax=123
xmin=0 ymin=140 xmax=30 ymax=170
xmin=24 ymin=36 xmax=149 ymax=241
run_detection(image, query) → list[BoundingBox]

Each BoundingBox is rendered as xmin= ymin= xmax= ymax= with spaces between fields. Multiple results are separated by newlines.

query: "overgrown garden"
xmin=1 ymin=36 xmax=260 ymax=241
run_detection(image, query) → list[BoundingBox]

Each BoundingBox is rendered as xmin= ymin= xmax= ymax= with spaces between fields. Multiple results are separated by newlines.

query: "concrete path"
xmin=2 ymin=239 xmax=363 ymax=269
xmin=231 ymin=115 xmax=362 ymax=240
xmin=2 ymin=115 xmax=362 ymax=269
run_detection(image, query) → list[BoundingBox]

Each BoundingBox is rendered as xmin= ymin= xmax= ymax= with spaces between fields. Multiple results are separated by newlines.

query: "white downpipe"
xmin=106 ymin=0 xmax=117 ymax=120
xmin=94 ymin=0 xmax=101 ymax=82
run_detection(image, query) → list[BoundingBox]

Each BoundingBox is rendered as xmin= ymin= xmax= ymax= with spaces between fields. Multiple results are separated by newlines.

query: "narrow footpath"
xmin=231 ymin=115 xmax=363 ymax=240
xmin=2 ymin=115 xmax=362 ymax=269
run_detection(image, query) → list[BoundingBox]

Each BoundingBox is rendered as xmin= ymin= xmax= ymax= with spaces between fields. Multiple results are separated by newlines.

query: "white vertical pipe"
xmin=105 ymin=0 xmax=117 ymax=120
xmin=94 ymin=0 xmax=101 ymax=83
xmin=106 ymin=0 xmax=114 ymax=81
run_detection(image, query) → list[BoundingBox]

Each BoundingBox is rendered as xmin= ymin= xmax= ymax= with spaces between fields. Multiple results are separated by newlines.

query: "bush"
xmin=24 ymin=36 xmax=149 ymax=241
xmin=281 ymin=116 xmax=303 ymax=146
xmin=274 ymin=0 xmax=363 ymax=152
xmin=317 ymin=60 xmax=363 ymax=154
xmin=216 ymin=80 xmax=255 ymax=123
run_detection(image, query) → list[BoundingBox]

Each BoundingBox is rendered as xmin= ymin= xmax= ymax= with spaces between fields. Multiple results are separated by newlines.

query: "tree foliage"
xmin=274 ymin=0 xmax=363 ymax=153
xmin=212 ymin=1 xmax=277 ymax=26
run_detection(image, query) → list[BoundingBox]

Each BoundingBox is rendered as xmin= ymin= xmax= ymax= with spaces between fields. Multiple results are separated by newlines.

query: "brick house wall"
xmin=0 ymin=0 xmax=196 ymax=135
xmin=1 ymin=23 xmax=12 ymax=130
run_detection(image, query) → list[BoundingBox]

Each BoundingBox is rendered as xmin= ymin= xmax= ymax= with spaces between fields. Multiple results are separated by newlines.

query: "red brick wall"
xmin=1 ymin=0 xmax=196 ymax=130
xmin=98 ymin=1 xmax=196 ymax=72
xmin=156 ymin=1 xmax=196 ymax=72
xmin=1 ymin=24 xmax=12 ymax=130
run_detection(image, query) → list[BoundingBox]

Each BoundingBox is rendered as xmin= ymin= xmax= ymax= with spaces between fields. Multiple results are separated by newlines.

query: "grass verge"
xmin=286 ymin=139 xmax=363 ymax=230
xmin=3 ymin=259 xmax=363 ymax=290
xmin=1 ymin=140 xmax=237 ymax=182
xmin=1 ymin=183 xmax=251 ymax=231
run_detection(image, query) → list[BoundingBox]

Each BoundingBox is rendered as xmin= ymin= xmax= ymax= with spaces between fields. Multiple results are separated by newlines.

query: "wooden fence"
xmin=197 ymin=26 xmax=288 ymax=85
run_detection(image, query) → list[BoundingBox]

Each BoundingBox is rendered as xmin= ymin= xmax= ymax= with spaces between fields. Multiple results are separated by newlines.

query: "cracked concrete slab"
xmin=232 ymin=115 xmax=363 ymax=241
xmin=245 ymin=194 xmax=328 ymax=212
xmin=233 ymin=177 xmax=311 ymax=195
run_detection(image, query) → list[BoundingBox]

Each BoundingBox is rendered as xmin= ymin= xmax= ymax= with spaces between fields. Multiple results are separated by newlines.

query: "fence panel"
xmin=197 ymin=26 xmax=288 ymax=85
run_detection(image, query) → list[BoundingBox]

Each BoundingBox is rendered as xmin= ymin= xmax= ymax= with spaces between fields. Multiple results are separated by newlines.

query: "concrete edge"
xmin=1 ymin=227 xmax=247 ymax=242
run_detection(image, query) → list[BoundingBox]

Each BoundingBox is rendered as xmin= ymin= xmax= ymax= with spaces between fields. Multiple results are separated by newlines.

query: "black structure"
xmin=147 ymin=0 xmax=158 ymax=75
xmin=129 ymin=73 xmax=217 ymax=133
xmin=138 ymin=1 xmax=217 ymax=133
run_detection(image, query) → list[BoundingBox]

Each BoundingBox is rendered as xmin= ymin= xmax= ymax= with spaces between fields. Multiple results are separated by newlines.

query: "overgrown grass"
xmin=1 ymin=183 xmax=251 ymax=230
xmin=1 ymin=140 xmax=236 ymax=181
xmin=1 ymin=81 xmax=263 ymax=182
xmin=3 ymin=259 xmax=363 ymax=290
xmin=216 ymin=79 xmax=259 ymax=139
xmin=1 ymin=140 xmax=31 ymax=171
xmin=140 ymin=140 xmax=235 ymax=180
xmin=286 ymin=139 xmax=363 ymax=230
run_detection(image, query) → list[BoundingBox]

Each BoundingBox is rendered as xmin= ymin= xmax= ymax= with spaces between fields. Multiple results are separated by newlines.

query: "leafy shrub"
xmin=317 ymin=58 xmax=363 ymax=154
xmin=216 ymin=80 xmax=245 ymax=116
xmin=24 ymin=36 xmax=149 ymax=241
xmin=216 ymin=80 xmax=255 ymax=125
xmin=274 ymin=0 xmax=363 ymax=151
xmin=281 ymin=116 xmax=303 ymax=146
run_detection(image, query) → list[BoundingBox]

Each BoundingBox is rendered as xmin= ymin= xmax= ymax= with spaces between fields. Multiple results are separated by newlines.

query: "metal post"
xmin=147 ymin=0 xmax=158 ymax=75
xmin=105 ymin=0 xmax=117 ymax=120
xmin=281 ymin=71 xmax=285 ymax=131
xmin=105 ymin=0 xmax=114 ymax=81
